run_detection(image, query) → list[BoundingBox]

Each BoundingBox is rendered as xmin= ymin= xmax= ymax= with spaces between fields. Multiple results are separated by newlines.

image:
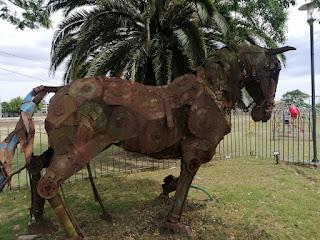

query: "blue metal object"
xmin=7 ymin=135 xmax=18 ymax=151
xmin=21 ymin=90 xmax=37 ymax=114
xmin=0 ymin=135 xmax=18 ymax=152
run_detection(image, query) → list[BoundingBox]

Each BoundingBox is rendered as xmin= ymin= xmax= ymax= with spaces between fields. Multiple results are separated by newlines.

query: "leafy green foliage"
xmin=48 ymin=0 xmax=296 ymax=85
xmin=0 ymin=0 xmax=51 ymax=29
xmin=281 ymin=89 xmax=310 ymax=108
xmin=213 ymin=0 xmax=296 ymax=48
xmin=313 ymin=0 xmax=320 ymax=9
xmin=36 ymin=99 xmax=46 ymax=112
xmin=49 ymin=0 xmax=216 ymax=84
xmin=1 ymin=96 xmax=23 ymax=113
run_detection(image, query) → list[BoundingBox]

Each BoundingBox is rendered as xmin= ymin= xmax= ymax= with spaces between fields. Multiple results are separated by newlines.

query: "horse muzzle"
xmin=251 ymin=102 xmax=273 ymax=122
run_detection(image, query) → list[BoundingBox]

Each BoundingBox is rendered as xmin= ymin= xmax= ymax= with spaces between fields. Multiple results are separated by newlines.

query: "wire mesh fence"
xmin=1 ymin=109 xmax=319 ymax=190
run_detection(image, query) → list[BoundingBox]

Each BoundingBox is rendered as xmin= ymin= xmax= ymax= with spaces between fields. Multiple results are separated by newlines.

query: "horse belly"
xmin=121 ymin=119 xmax=182 ymax=155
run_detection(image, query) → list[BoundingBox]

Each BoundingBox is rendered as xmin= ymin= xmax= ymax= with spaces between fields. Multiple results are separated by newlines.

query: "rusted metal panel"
xmin=107 ymin=106 xmax=139 ymax=141
xmin=69 ymin=77 xmax=103 ymax=105
xmin=188 ymin=92 xmax=231 ymax=140
xmin=46 ymin=87 xmax=78 ymax=129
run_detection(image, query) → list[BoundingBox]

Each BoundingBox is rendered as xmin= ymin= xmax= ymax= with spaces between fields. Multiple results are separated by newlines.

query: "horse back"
xmin=45 ymin=77 xmax=186 ymax=154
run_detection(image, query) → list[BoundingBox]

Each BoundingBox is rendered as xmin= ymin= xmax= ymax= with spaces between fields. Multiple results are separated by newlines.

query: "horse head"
xmin=241 ymin=45 xmax=296 ymax=122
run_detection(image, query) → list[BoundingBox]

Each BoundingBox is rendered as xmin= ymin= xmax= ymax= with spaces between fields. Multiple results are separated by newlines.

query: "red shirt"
xmin=289 ymin=105 xmax=299 ymax=119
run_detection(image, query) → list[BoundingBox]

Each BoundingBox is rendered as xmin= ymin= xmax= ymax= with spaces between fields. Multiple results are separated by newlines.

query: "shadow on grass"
xmin=32 ymin=175 xmax=273 ymax=240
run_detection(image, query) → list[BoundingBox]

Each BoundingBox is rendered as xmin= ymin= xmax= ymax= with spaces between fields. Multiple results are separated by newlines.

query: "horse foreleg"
xmin=162 ymin=161 xmax=197 ymax=236
xmin=37 ymin=134 xmax=113 ymax=239
xmin=87 ymin=164 xmax=112 ymax=221
xmin=162 ymin=138 xmax=212 ymax=236
xmin=48 ymin=193 xmax=83 ymax=239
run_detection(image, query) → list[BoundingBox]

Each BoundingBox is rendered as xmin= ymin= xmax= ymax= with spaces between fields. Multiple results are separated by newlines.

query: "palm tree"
xmin=48 ymin=0 xmax=294 ymax=85
xmin=48 ymin=0 xmax=225 ymax=84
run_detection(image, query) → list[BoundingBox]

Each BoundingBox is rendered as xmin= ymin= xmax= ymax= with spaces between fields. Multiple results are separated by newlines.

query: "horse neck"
xmin=202 ymin=47 xmax=247 ymax=108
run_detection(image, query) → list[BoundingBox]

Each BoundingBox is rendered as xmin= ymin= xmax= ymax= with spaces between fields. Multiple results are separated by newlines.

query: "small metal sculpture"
xmin=0 ymin=86 xmax=62 ymax=234
xmin=0 ymin=86 xmax=109 ymax=234
xmin=1 ymin=43 xmax=295 ymax=238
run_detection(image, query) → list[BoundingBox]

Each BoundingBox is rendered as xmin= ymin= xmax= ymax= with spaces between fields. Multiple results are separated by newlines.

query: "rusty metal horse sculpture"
xmin=2 ymin=43 xmax=295 ymax=238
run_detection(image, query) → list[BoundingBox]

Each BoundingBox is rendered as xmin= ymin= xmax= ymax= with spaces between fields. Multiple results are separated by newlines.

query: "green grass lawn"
xmin=0 ymin=157 xmax=319 ymax=240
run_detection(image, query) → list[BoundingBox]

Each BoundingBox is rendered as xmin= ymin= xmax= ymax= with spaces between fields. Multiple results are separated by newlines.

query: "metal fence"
xmin=253 ymin=108 xmax=320 ymax=164
xmin=0 ymin=109 xmax=319 ymax=189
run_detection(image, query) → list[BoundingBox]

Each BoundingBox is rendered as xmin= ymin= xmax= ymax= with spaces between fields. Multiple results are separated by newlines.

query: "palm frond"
xmin=86 ymin=37 xmax=140 ymax=77
xmin=151 ymin=37 xmax=173 ymax=85
xmin=51 ymin=8 xmax=97 ymax=55
xmin=50 ymin=35 xmax=77 ymax=73
xmin=179 ymin=20 xmax=206 ymax=67
xmin=46 ymin=0 xmax=96 ymax=16
xmin=129 ymin=48 xmax=145 ymax=81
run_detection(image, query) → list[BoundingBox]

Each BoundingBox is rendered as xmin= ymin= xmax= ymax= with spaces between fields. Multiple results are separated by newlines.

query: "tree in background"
xmin=208 ymin=0 xmax=297 ymax=52
xmin=48 ymin=0 xmax=225 ymax=84
xmin=281 ymin=89 xmax=310 ymax=108
xmin=0 ymin=0 xmax=51 ymax=29
xmin=314 ymin=0 xmax=320 ymax=8
xmin=47 ymin=0 xmax=296 ymax=85
xmin=1 ymin=102 xmax=9 ymax=114
xmin=1 ymin=97 xmax=46 ymax=116
xmin=37 ymin=99 xmax=46 ymax=112
xmin=1 ymin=96 xmax=23 ymax=114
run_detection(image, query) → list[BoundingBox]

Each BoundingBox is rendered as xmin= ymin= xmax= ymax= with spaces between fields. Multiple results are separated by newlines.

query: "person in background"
xmin=289 ymin=105 xmax=299 ymax=120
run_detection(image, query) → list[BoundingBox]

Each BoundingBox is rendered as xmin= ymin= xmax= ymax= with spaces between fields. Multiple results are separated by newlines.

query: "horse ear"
xmin=267 ymin=46 xmax=296 ymax=55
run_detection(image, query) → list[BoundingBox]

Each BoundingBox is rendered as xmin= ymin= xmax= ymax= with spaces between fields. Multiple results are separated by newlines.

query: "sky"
xmin=0 ymin=1 xmax=319 ymax=103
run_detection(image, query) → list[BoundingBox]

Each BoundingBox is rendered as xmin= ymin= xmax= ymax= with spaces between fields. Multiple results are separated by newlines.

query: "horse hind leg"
xmin=160 ymin=161 xmax=182 ymax=199
xmin=160 ymin=175 xmax=179 ymax=200
xmin=86 ymin=164 xmax=112 ymax=221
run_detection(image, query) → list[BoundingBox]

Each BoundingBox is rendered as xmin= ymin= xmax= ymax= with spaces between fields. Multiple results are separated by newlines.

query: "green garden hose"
xmin=190 ymin=184 xmax=214 ymax=201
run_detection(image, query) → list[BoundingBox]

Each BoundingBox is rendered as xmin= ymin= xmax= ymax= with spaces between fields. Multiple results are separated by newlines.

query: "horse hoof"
xmin=100 ymin=212 xmax=112 ymax=222
xmin=28 ymin=218 xmax=58 ymax=235
xmin=160 ymin=221 xmax=194 ymax=237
